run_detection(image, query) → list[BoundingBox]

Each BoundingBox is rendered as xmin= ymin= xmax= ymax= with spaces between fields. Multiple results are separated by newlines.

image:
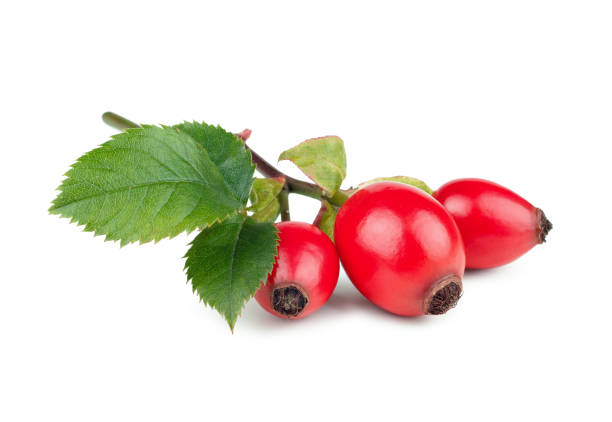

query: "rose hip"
xmin=255 ymin=221 xmax=339 ymax=319
xmin=334 ymin=182 xmax=465 ymax=316
xmin=434 ymin=178 xmax=552 ymax=269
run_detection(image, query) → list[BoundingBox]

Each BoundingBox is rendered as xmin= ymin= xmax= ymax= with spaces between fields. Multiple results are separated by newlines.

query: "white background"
xmin=1 ymin=1 xmax=611 ymax=420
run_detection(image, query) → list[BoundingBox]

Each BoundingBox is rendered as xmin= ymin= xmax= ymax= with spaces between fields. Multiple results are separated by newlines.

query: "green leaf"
xmin=357 ymin=176 xmax=433 ymax=195
xmin=279 ymin=136 xmax=346 ymax=195
xmin=185 ymin=215 xmax=279 ymax=331
xmin=174 ymin=122 xmax=255 ymax=204
xmin=251 ymin=199 xmax=280 ymax=223
xmin=249 ymin=177 xmax=285 ymax=211
xmin=248 ymin=177 xmax=285 ymax=223
xmin=314 ymin=200 xmax=337 ymax=243
xmin=50 ymin=125 xmax=247 ymax=245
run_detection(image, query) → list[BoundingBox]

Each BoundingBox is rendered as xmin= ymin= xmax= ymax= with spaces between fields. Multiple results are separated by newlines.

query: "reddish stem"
xmin=237 ymin=132 xmax=349 ymax=207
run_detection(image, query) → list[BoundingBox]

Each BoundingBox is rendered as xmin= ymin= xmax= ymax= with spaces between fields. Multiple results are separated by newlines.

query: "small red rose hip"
xmin=255 ymin=221 xmax=340 ymax=319
xmin=433 ymin=178 xmax=552 ymax=269
xmin=335 ymin=182 xmax=465 ymax=316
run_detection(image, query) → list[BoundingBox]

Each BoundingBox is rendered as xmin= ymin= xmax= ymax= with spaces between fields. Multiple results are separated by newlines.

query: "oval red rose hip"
xmin=334 ymin=182 xmax=466 ymax=316
xmin=434 ymin=178 xmax=552 ymax=269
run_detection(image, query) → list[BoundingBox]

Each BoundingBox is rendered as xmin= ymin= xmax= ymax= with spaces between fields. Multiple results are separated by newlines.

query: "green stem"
xmin=102 ymin=112 xmax=140 ymax=130
xmin=101 ymin=112 xmax=350 ymax=207
xmin=278 ymin=186 xmax=291 ymax=221
xmin=327 ymin=190 xmax=349 ymax=207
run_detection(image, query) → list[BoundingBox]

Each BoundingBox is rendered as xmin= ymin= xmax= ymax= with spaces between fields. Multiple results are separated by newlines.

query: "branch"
xmin=102 ymin=112 xmax=348 ymax=207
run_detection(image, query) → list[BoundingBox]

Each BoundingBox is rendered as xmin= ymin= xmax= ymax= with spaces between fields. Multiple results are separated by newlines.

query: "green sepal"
xmin=314 ymin=200 xmax=337 ymax=243
xmin=184 ymin=215 xmax=279 ymax=331
xmin=357 ymin=176 xmax=433 ymax=195
xmin=278 ymin=136 xmax=346 ymax=195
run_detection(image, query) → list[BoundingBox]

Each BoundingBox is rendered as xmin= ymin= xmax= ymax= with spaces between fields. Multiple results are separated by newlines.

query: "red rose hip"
xmin=335 ymin=182 xmax=465 ymax=316
xmin=255 ymin=221 xmax=339 ymax=319
xmin=433 ymin=178 xmax=552 ymax=269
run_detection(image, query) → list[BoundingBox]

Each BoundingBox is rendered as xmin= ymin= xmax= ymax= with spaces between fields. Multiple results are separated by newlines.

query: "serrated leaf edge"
xmin=356 ymin=175 xmax=434 ymax=195
xmin=49 ymin=125 xmax=247 ymax=246
xmin=174 ymin=121 xmax=257 ymax=205
xmin=183 ymin=220 xmax=280 ymax=332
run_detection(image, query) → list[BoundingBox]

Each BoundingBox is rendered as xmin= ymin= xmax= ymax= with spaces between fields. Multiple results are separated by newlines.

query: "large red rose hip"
xmin=255 ymin=221 xmax=339 ymax=319
xmin=433 ymin=178 xmax=552 ymax=269
xmin=335 ymin=182 xmax=466 ymax=316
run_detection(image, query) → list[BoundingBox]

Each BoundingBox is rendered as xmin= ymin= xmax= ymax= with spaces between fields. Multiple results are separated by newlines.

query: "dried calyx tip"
xmin=272 ymin=285 xmax=309 ymax=317
xmin=236 ymin=129 xmax=252 ymax=141
xmin=537 ymin=208 xmax=553 ymax=243
xmin=426 ymin=278 xmax=462 ymax=315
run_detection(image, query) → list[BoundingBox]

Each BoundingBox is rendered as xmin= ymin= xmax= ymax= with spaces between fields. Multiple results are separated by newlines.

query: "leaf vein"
xmin=52 ymin=180 xmax=209 ymax=210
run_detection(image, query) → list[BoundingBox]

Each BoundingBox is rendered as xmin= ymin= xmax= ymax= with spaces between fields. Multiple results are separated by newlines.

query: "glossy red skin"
xmin=335 ymin=182 xmax=465 ymax=316
xmin=255 ymin=221 xmax=339 ymax=319
xmin=434 ymin=178 xmax=540 ymax=269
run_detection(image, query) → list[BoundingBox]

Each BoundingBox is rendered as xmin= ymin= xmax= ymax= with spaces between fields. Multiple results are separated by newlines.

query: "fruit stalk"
xmin=278 ymin=186 xmax=291 ymax=221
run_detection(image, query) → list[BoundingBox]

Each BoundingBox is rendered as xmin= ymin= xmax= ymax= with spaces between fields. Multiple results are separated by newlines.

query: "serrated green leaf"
xmin=357 ymin=176 xmax=433 ymax=195
xmin=174 ymin=122 xmax=255 ymax=204
xmin=315 ymin=200 xmax=337 ymax=243
xmin=50 ymin=125 xmax=246 ymax=245
xmin=185 ymin=215 xmax=279 ymax=331
xmin=279 ymin=136 xmax=346 ymax=195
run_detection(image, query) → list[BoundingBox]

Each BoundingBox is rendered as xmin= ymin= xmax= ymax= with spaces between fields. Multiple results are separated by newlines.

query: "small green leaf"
xmin=251 ymin=199 xmax=280 ymax=223
xmin=50 ymin=125 xmax=246 ymax=245
xmin=314 ymin=200 xmax=337 ymax=242
xmin=249 ymin=177 xmax=285 ymax=223
xmin=185 ymin=215 xmax=279 ymax=331
xmin=249 ymin=177 xmax=285 ymax=211
xmin=279 ymin=136 xmax=346 ymax=195
xmin=174 ymin=122 xmax=255 ymax=204
xmin=357 ymin=176 xmax=433 ymax=195
xmin=248 ymin=177 xmax=285 ymax=223
xmin=249 ymin=177 xmax=285 ymax=210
